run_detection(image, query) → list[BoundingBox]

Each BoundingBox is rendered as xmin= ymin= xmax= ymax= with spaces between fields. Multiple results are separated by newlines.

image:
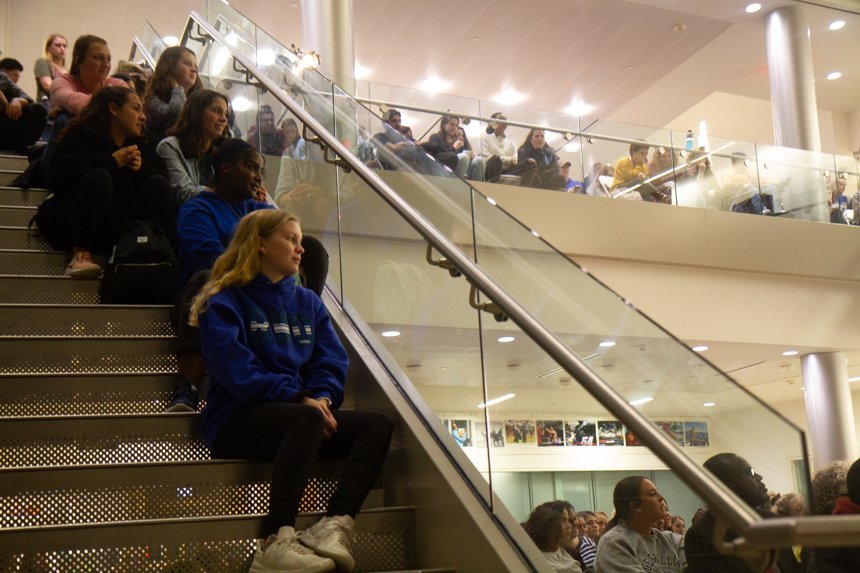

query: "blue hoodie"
xmin=177 ymin=191 xmax=272 ymax=289
xmin=198 ymin=274 xmax=349 ymax=448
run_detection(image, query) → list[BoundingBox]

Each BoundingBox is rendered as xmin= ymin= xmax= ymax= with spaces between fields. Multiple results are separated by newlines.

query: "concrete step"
xmin=0 ymin=186 xmax=50 ymax=206
xmin=0 ymin=506 xmax=415 ymax=572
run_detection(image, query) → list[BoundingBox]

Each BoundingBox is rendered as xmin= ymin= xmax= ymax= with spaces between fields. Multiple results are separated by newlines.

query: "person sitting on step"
xmin=0 ymin=58 xmax=48 ymax=155
xmin=143 ymin=46 xmax=202 ymax=149
xmin=168 ymin=138 xmax=329 ymax=412
xmin=39 ymin=86 xmax=177 ymax=277
xmin=189 ymin=208 xmax=392 ymax=573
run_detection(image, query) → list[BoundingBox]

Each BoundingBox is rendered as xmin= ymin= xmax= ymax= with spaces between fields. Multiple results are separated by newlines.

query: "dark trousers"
xmin=212 ymin=403 xmax=393 ymax=536
xmin=0 ymin=104 xmax=47 ymax=154
xmin=39 ymin=111 xmax=71 ymax=187
xmin=51 ymin=169 xmax=178 ymax=252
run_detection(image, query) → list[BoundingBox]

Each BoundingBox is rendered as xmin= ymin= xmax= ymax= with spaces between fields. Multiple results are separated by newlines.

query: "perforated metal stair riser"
xmin=0 ymin=169 xmax=418 ymax=573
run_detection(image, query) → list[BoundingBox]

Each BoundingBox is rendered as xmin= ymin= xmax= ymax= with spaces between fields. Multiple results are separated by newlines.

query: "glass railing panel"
xmin=579 ymin=117 xmax=675 ymax=201
xmin=667 ymin=133 xmax=760 ymax=212
xmin=203 ymin=0 xmax=259 ymax=60
xmin=753 ymin=144 xmax=833 ymax=221
xmin=334 ymin=161 xmax=493 ymax=505
xmin=470 ymin=185 xmax=812 ymax=515
xmin=140 ymin=21 xmax=167 ymax=64
xmin=833 ymin=153 xmax=860 ymax=225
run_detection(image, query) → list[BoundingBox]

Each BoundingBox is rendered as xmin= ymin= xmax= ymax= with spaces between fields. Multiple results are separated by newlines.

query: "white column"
xmin=764 ymin=6 xmax=822 ymax=153
xmin=801 ymin=352 xmax=857 ymax=472
xmin=301 ymin=0 xmax=355 ymax=96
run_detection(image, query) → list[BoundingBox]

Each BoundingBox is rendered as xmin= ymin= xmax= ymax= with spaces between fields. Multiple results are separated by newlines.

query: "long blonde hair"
xmin=189 ymin=210 xmax=300 ymax=326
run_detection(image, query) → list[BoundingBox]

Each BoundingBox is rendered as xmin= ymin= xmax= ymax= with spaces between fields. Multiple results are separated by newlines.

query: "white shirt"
xmin=479 ymin=132 xmax=518 ymax=167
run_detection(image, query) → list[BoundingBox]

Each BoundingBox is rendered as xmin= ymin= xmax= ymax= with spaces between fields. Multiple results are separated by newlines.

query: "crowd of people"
xmin=523 ymin=454 xmax=860 ymax=573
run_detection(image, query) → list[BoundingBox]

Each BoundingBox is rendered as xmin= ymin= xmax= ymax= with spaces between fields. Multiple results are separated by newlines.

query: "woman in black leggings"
xmin=43 ymin=85 xmax=177 ymax=276
xmin=189 ymin=209 xmax=392 ymax=573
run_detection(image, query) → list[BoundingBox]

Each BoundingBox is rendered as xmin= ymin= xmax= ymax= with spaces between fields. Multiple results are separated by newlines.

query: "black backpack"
xmin=100 ymin=220 xmax=177 ymax=305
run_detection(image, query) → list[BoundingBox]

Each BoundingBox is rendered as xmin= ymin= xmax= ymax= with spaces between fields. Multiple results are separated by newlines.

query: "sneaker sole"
xmin=298 ymin=538 xmax=355 ymax=572
xmin=248 ymin=556 xmax=336 ymax=573
xmin=166 ymin=403 xmax=197 ymax=413
xmin=65 ymin=266 xmax=102 ymax=278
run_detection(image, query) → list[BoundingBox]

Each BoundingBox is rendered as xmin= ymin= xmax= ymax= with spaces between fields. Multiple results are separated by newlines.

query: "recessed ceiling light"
xmin=257 ymin=48 xmax=276 ymax=67
xmin=849 ymin=376 xmax=860 ymax=382
xmin=417 ymin=74 xmax=451 ymax=95
xmin=692 ymin=345 xmax=709 ymax=352
xmin=599 ymin=341 xmax=616 ymax=348
xmin=163 ymin=35 xmax=180 ymax=46
xmin=629 ymin=397 xmax=654 ymax=406
xmin=478 ymin=393 xmax=516 ymax=408
xmin=492 ymin=87 xmax=525 ymax=106
xmin=231 ymin=96 xmax=253 ymax=112
xmin=472 ymin=36 xmax=480 ymax=42
xmin=703 ymin=402 xmax=716 ymax=407
xmin=354 ymin=63 xmax=370 ymax=80
xmin=829 ymin=20 xmax=845 ymax=31
xmin=381 ymin=330 xmax=401 ymax=338
xmin=746 ymin=3 xmax=762 ymax=13
xmin=565 ymin=100 xmax=595 ymax=117
xmin=498 ymin=336 xmax=515 ymax=343
xmin=827 ymin=71 xmax=842 ymax=80
xmin=782 ymin=350 xmax=799 ymax=356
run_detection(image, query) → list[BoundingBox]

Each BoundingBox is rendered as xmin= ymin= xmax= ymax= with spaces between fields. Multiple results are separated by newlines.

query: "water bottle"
xmin=685 ymin=130 xmax=694 ymax=151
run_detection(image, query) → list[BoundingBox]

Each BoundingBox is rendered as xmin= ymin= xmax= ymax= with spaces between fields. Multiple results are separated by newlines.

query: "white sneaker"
xmin=298 ymin=515 xmax=357 ymax=572
xmin=249 ymin=526 xmax=336 ymax=573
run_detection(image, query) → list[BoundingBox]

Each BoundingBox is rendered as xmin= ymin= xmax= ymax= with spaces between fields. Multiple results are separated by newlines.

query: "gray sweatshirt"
xmin=594 ymin=523 xmax=685 ymax=573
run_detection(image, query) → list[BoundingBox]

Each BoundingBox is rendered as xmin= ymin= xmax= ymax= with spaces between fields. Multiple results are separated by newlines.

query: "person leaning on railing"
xmin=610 ymin=142 xmax=650 ymax=200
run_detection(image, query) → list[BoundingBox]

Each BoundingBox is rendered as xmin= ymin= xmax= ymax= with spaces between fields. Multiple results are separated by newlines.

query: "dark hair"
xmin=0 ymin=58 xmax=23 ymax=72
xmin=605 ymin=476 xmax=647 ymax=532
xmin=145 ymin=46 xmax=201 ymax=104
xmin=629 ymin=142 xmax=650 ymax=156
xmin=257 ymin=104 xmax=275 ymax=122
xmin=64 ymin=86 xmax=137 ymax=136
xmin=70 ymin=34 xmax=108 ymax=78
xmin=578 ymin=510 xmax=596 ymax=519
xmin=437 ymin=115 xmax=459 ymax=140
xmin=522 ymin=501 xmax=569 ymax=551
xmin=384 ymin=108 xmax=401 ymax=121
xmin=281 ymin=117 xmax=300 ymax=145
xmin=848 ymin=458 xmax=860 ymax=504
xmin=173 ymin=89 xmax=229 ymax=158
xmin=811 ymin=461 xmax=850 ymax=515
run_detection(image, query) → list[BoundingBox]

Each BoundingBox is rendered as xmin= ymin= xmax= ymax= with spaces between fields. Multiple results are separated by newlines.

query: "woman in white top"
xmin=523 ymin=501 xmax=583 ymax=573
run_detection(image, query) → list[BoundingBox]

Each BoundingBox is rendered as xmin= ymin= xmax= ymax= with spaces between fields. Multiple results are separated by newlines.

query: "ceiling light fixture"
xmin=827 ymin=71 xmax=842 ymax=80
xmin=498 ymin=336 xmax=516 ymax=343
xmin=782 ymin=350 xmax=799 ymax=357
xmin=599 ymin=341 xmax=616 ymax=348
xmin=478 ymin=393 xmax=516 ymax=409
xmin=629 ymin=397 xmax=654 ymax=406
xmin=231 ymin=96 xmax=253 ymax=112
xmin=829 ymin=20 xmax=845 ymax=31
xmin=745 ymin=3 xmax=762 ymax=13
xmin=163 ymin=35 xmax=180 ymax=47
xmin=703 ymin=402 xmax=716 ymax=407
xmin=354 ymin=63 xmax=370 ymax=80
xmin=849 ymin=376 xmax=860 ymax=382
xmin=565 ymin=100 xmax=595 ymax=117
xmin=418 ymin=74 xmax=451 ymax=95
xmin=692 ymin=345 xmax=709 ymax=352
xmin=492 ymin=87 xmax=525 ymax=106
xmin=256 ymin=48 xmax=276 ymax=67
xmin=381 ymin=330 xmax=401 ymax=338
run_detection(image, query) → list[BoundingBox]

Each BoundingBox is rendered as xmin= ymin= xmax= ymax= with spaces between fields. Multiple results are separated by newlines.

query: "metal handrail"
xmin=185 ymin=10 xmax=860 ymax=550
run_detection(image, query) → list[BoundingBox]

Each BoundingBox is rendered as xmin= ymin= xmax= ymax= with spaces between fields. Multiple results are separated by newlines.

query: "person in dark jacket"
xmin=41 ymin=85 xmax=176 ymax=277
xmin=0 ymin=57 xmax=48 ymax=154
xmin=810 ymin=457 xmax=860 ymax=572
xmin=516 ymin=129 xmax=566 ymax=190
xmin=423 ymin=115 xmax=472 ymax=177
xmin=143 ymin=46 xmax=202 ymax=147
xmin=189 ymin=209 xmax=392 ymax=573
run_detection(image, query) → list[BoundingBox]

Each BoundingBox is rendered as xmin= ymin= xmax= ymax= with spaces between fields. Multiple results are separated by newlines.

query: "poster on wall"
xmin=490 ymin=421 xmax=506 ymax=448
xmin=448 ymin=419 xmax=472 ymax=447
xmin=684 ymin=421 xmax=709 ymax=446
xmin=655 ymin=421 xmax=686 ymax=447
xmin=536 ymin=420 xmax=565 ymax=447
xmin=504 ymin=420 xmax=536 ymax=444
xmin=624 ymin=427 xmax=643 ymax=447
xmin=472 ymin=420 xmax=488 ymax=448
xmin=597 ymin=420 xmax=624 ymax=446
xmin=565 ymin=419 xmax=597 ymax=446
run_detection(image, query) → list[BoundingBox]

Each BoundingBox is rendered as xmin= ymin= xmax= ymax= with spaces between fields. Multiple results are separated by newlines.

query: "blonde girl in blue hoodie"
xmin=190 ymin=209 xmax=392 ymax=573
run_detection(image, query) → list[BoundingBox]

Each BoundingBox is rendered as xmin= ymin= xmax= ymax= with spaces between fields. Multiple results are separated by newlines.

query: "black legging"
xmin=212 ymin=403 xmax=393 ymax=536
xmin=50 ymin=168 xmax=178 ymax=252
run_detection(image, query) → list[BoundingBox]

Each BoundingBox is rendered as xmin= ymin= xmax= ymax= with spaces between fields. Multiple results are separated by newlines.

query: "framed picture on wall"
xmin=655 ymin=421 xmax=686 ymax=447
xmin=624 ymin=427 xmax=643 ymax=446
xmin=449 ymin=419 xmax=472 ymax=447
xmin=472 ymin=420 xmax=488 ymax=448
xmin=597 ymin=420 xmax=624 ymax=446
xmin=490 ymin=421 xmax=505 ymax=448
xmin=536 ymin=420 xmax=564 ymax=447
xmin=684 ymin=421 xmax=710 ymax=447
xmin=504 ymin=420 xmax=536 ymax=444
xmin=565 ymin=419 xmax=597 ymax=446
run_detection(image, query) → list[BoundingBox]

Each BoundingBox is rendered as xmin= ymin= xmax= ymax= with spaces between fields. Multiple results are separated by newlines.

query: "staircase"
xmin=0 ymin=154 xmax=456 ymax=572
